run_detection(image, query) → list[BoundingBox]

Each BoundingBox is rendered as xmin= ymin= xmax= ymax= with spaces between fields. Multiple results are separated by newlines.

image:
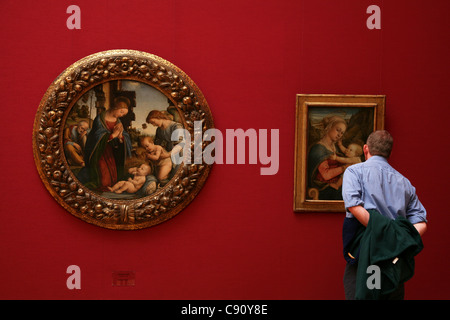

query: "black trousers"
xmin=343 ymin=263 xmax=405 ymax=300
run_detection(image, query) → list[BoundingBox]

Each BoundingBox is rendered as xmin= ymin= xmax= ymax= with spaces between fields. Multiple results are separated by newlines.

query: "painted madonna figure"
xmin=77 ymin=97 xmax=132 ymax=191
xmin=307 ymin=116 xmax=351 ymax=200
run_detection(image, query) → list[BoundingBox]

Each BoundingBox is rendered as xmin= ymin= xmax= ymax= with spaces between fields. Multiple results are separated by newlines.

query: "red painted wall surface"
xmin=0 ymin=0 xmax=449 ymax=299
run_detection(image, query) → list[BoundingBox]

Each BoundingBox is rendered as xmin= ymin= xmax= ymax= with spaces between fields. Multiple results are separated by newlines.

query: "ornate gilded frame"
xmin=294 ymin=94 xmax=385 ymax=212
xmin=33 ymin=50 xmax=214 ymax=230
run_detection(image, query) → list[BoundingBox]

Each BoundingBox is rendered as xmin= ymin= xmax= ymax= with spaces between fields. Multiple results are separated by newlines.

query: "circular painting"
xmin=33 ymin=50 xmax=214 ymax=230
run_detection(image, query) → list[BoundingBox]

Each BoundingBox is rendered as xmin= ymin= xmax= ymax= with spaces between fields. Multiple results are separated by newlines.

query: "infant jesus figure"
xmin=108 ymin=163 xmax=151 ymax=194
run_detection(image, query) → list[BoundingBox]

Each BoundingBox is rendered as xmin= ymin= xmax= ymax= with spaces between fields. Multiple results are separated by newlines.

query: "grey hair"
xmin=366 ymin=130 xmax=393 ymax=158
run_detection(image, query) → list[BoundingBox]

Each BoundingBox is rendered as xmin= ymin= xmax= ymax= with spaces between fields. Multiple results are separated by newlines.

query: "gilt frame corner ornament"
xmin=294 ymin=94 xmax=385 ymax=213
xmin=33 ymin=49 xmax=214 ymax=230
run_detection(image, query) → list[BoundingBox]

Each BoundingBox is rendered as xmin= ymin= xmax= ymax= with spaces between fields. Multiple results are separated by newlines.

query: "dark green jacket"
xmin=345 ymin=209 xmax=423 ymax=300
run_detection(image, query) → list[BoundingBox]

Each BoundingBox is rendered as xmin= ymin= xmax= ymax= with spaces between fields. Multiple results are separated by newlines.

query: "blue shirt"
xmin=342 ymin=156 xmax=427 ymax=225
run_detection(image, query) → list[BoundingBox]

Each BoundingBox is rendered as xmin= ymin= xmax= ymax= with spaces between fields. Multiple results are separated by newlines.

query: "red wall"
xmin=1 ymin=0 xmax=449 ymax=299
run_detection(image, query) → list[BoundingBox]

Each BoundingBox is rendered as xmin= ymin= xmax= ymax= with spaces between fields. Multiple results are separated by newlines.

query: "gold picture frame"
xmin=294 ymin=94 xmax=385 ymax=212
xmin=33 ymin=49 xmax=214 ymax=230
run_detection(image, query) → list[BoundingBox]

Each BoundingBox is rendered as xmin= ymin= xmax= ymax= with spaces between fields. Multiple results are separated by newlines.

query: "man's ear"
xmin=363 ymin=144 xmax=371 ymax=160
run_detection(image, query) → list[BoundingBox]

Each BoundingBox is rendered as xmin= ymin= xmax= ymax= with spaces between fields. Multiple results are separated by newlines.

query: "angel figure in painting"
xmin=140 ymin=136 xmax=173 ymax=182
xmin=145 ymin=110 xmax=184 ymax=155
xmin=145 ymin=109 xmax=185 ymax=185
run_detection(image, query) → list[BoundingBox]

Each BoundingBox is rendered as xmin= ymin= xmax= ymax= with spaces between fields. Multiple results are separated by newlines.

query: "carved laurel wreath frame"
xmin=32 ymin=50 xmax=214 ymax=230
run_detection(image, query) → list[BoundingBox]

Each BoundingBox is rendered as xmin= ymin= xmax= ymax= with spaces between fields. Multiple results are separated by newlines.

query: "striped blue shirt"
xmin=342 ymin=156 xmax=427 ymax=225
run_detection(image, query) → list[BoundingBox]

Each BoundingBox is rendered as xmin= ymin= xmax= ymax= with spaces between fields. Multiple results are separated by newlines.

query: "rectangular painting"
xmin=294 ymin=94 xmax=385 ymax=212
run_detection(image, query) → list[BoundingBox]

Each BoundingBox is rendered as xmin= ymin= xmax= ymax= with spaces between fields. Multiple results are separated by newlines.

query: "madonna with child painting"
xmin=65 ymin=80 xmax=185 ymax=200
xmin=305 ymin=104 xmax=377 ymax=202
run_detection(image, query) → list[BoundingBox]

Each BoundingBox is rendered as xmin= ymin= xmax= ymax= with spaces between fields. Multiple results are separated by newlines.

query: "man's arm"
xmin=413 ymin=222 xmax=427 ymax=237
xmin=406 ymin=186 xmax=428 ymax=237
xmin=348 ymin=205 xmax=370 ymax=227
xmin=342 ymin=166 xmax=367 ymax=224
xmin=349 ymin=205 xmax=427 ymax=236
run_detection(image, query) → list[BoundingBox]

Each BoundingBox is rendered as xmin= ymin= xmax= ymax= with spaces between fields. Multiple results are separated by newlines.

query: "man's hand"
xmin=348 ymin=205 xmax=370 ymax=227
xmin=413 ymin=222 xmax=427 ymax=237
